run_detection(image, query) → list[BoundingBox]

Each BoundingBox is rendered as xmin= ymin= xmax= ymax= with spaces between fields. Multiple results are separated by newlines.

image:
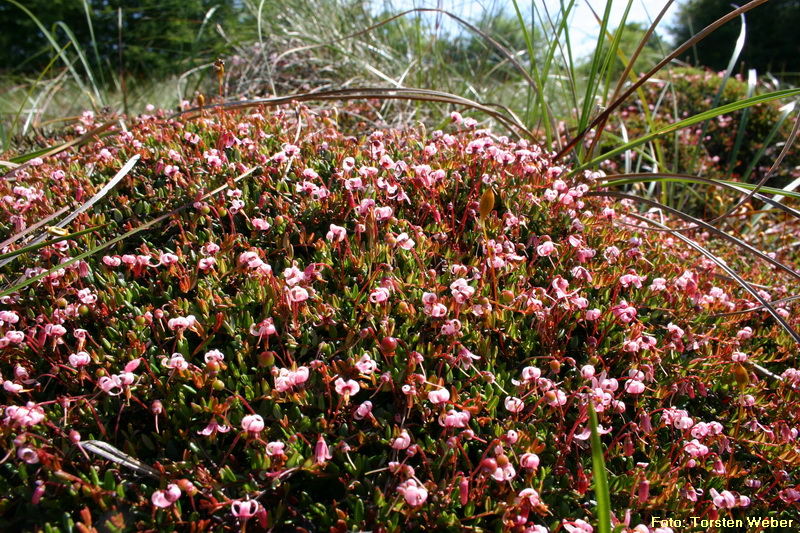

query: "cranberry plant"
xmin=0 ymin=103 xmax=798 ymax=531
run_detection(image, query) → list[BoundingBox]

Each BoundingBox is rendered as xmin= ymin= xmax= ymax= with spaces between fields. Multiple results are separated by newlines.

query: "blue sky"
xmin=370 ymin=0 xmax=677 ymax=58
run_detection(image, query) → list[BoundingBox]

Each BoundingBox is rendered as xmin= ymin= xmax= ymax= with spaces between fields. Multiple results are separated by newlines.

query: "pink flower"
xmin=517 ymin=488 xmax=541 ymax=506
xmin=537 ymin=241 xmax=557 ymax=257
xmin=4 ymin=402 xmax=45 ymax=427
xmin=355 ymin=354 xmax=377 ymax=374
xmin=287 ymin=286 xmax=309 ymax=303
xmin=326 ymin=224 xmax=347 ymax=242
xmin=440 ymin=319 xmax=461 ymax=336
xmin=231 ymin=499 xmax=261 ymax=519
xmin=252 ymin=218 xmax=271 ymax=230
xmin=197 ymin=419 xmax=230 ymax=436
xmin=334 ymin=377 xmax=360 ymax=397
xmin=354 ymin=401 xmax=373 ymax=420
xmin=427 ymin=388 xmax=451 ymax=404
xmin=250 ymin=318 xmax=276 ymax=338
xmin=492 ymin=456 xmax=516 ymax=481
xmin=395 ymin=232 xmax=415 ymax=250
xmin=265 ymin=441 xmax=285 ymax=456
xmin=165 ymin=353 xmax=188 ymax=371
xmin=159 ymin=253 xmax=179 ymax=266
xmin=17 ymin=446 xmax=39 ymax=464
xmin=439 ymin=409 xmax=470 ymax=428
xmin=274 ymin=366 xmax=310 ymax=392
xmin=551 ymin=276 xmax=570 ymax=299
xmin=315 ymin=435 xmax=332 ymax=465
xmin=369 ymin=287 xmax=391 ymax=304
xmin=392 ymin=430 xmax=411 ymax=450
xmin=520 ymin=453 xmax=540 ymax=470
xmin=397 ymin=479 xmax=428 ymax=506
xmin=505 ymin=396 xmax=525 ymax=413
xmin=241 ymin=414 xmax=265 ymax=434
xmin=151 ymin=484 xmax=181 ymax=508
xmin=710 ymin=488 xmax=736 ymax=508
xmin=98 ymin=375 xmax=123 ymax=395
xmin=68 ymin=351 xmax=91 ymax=368
xmin=375 ymin=206 xmax=393 ymax=220
xmin=625 ymin=380 xmax=645 ymax=394
xmin=204 ymin=350 xmax=225 ymax=364
xmin=449 ymin=279 xmax=475 ymax=303
xmin=611 ymin=301 xmax=637 ymax=323
xmin=167 ymin=315 xmax=196 ymax=332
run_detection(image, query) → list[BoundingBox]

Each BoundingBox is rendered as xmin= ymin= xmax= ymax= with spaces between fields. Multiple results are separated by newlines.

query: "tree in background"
xmin=579 ymin=21 xmax=665 ymax=82
xmin=670 ymin=0 xmax=800 ymax=76
xmin=0 ymin=0 xmax=241 ymax=78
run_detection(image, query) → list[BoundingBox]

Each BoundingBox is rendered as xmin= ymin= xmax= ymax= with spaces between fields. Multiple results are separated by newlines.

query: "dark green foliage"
xmin=0 ymin=0 xmax=242 ymax=77
xmin=670 ymin=0 xmax=800 ymax=77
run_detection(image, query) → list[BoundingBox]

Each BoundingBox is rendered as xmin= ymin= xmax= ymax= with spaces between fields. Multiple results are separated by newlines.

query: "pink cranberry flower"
xmin=427 ymin=388 xmax=451 ymax=404
xmin=252 ymin=218 xmax=271 ymax=230
xmin=491 ymin=455 xmax=516 ymax=481
xmin=17 ymin=446 xmax=39 ymax=464
xmin=709 ymin=488 xmax=736 ymax=508
xmin=315 ymin=435 xmax=332 ymax=465
xmin=397 ymin=478 xmax=428 ymax=506
xmin=274 ymin=366 xmax=310 ymax=392
xmin=4 ymin=402 xmax=45 ymax=427
xmin=520 ymin=453 xmax=540 ymax=470
xmin=439 ymin=409 xmax=470 ymax=428
xmin=505 ymin=396 xmax=525 ymax=413
xmin=354 ymin=400 xmax=373 ymax=420
xmin=392 ymin=429 xmax=411 ymax=450
xmin=355 ymin=354 xmax=377 ymax=374
xmin=610 ymin=301 xmax=637 ymax=323
xmin=449 ymin=279 xmax=475 ymax=303
xmin=231 ymin=499 xmax=261 ymax=519
xmin=250 ymin=318 xmax=276 ymax=338
xmin=151 ymin=484 xmax=181 ymax=508
xmin=204 ymin=350 xmax=225 ymax=364
xmin=198 ymin=257 xmax=216 ymax=271
xmin=165 ymin=353 xmax=189 ymax=371
xmin=334 ymin=377 xmax=360 ymax=398
xmin=241 ymin=414 xmax=265 ymax=435
xmin=265 ymin=441 xmax=285 ymax=456
xmin=197 ymin=418 xmax=230 ymax=436
xmin=563 ymin=519 xmax=593 ymax=533
xmin=369 ymin=287 xmax=391 ymax=304
xmin=167 ymin=315 xmax=196 ymax=332
xmin=395 ymin=232 xmax=415 ymax=250
xmin=537 ymin=241 xmax=557 ymax=257
xmin=326 ymin=224 xmax=347 ymax=242
xmin=517 ymin=488 xmax=541 ymax=506
xmin=287 ymin=286 xmax=310 ymax=303
xmin=68 ymin=351 xmax=91 ymax=368
xmin=98 ymin=375 xmax=123 ymax=395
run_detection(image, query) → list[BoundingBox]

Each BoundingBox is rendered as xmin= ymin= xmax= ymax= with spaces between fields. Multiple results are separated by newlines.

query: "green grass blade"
xmin=4 ymin=0 xmax=96 ymax=108
xmin=54 ymin=21 xmax=105 ymax=107
xmin=82 ymin=0 xmax=107 ymax=90
xmin=726 ymin=69 xmax=758 ymax=180
xmin=588 ymin=401 xmax=611 ymax=533
xmin=687 ymin=10 xmax=747 ymax=173
xmin=0 ymin=225 xmax=107 ymax=262
xmin=570 ymin=88 xmax=800 ymax=176
xmin=5 ymin=42 xmax=69 ymax=152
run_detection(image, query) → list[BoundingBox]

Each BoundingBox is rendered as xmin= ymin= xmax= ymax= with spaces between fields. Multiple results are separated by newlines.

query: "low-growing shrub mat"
xmin=1 ymin=106 xmax=798 ymax=532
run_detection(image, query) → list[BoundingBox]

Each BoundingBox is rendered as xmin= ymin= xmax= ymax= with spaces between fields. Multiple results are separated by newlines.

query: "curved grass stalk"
xmin=569 ymin=88 xmax=800 ymax=177
xmin=595 ymin=194 xmax=800 ymax=345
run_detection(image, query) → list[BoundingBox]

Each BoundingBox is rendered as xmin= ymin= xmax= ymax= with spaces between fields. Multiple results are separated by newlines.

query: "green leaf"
xmin=589 ymin=401 xmax=611 ymax=533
